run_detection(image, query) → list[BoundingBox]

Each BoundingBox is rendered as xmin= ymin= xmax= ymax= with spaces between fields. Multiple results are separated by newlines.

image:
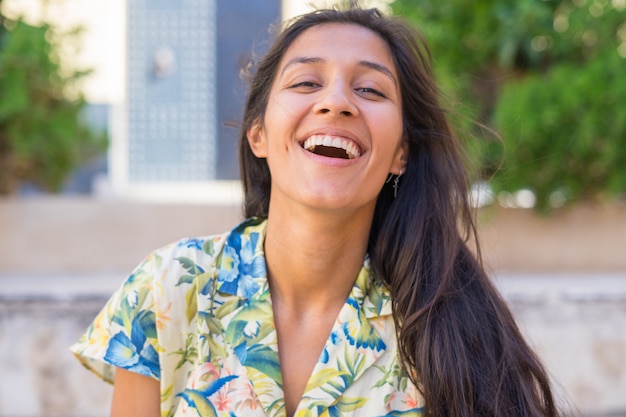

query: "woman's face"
xmin=247 ymin=23 xmax=406 ymax=217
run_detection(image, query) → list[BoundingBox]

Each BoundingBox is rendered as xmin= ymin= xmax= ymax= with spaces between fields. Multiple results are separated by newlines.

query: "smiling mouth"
xmin=302 ymin=135 xmax=361 ymax=159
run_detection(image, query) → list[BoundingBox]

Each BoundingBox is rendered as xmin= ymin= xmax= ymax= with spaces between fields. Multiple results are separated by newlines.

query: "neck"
xmin=263 ymin=204 xmax=374 ymax=314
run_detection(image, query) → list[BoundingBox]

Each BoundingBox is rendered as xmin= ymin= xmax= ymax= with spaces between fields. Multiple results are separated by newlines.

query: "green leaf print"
xmin=226 ymin=299 xmax=274 ymax=344
xmin=244 ymin=344 xmax=282 ymax=383
xmin=373 ymin=362 xmax=400 ymax=388
xmin=335 ymin=396 xmax=368 ymax=412
xmin=171 ymin=333 xmax=198 ymax=370
xmin=185 ymin=281 xmax=198 ymax=324
xmin=161 ymin=383 xmax=174 ymax=403
xmin=367 ymin=280 xmax=387 ymax=316
xmin=305 ymin=368 xmax=349 ymax=391
xmin=203 ymin=315 xmax=223 ymax=335
xmin=175 ymin=256 xmax=198 ymax=273
xmin=214 ymin=297 xmax=243 ymax=319
xmin=175 ymin=257 xmax=205 ymax=275
xmin=343 ymin=349 xmax=365 ymax=378
xmin=176 ymin=274 xmax=195 ymax=286
xmin=206 ymin=336 xmax=228 ymax=361
xmin=203 ymin=239 xmax=215 ymax=256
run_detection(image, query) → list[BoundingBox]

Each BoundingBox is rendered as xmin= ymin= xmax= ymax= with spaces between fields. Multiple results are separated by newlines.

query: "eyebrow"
xmin=358 ymin=60 xmax=398 ymax=87
xmin=280 ymin=56 xmax=398 ymax=86
xmin=280 ymin=56 xmax=323 ymax=77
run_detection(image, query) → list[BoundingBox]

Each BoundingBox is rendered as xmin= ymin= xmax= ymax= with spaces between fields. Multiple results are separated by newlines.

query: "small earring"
xmin=386 ymin=171 xmax=403 ymax=198
xmin=393 ymin=175 xmax=401 ymax=198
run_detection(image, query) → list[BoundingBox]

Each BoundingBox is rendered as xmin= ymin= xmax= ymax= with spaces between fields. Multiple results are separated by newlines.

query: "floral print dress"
xmin=71 ymin=217 xmax=424 ymax=417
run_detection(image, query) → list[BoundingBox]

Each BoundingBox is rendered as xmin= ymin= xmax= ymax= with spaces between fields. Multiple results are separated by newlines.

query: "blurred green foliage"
xmin=392 ymin=0 xmax=626 ymax=210
xmin=0 ymin=10 xmax=107 ymax=194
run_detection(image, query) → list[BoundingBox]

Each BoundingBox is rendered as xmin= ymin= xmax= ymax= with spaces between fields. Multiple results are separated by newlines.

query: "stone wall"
xmin=0 ymin=295 xmax=112 ymax=417
xmin=499 ymin=274 xmax=626 ymax=415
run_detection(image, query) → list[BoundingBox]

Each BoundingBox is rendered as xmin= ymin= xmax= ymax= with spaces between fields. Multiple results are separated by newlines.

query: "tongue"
xmin=312 ymin=145 xmax=349 ymax=159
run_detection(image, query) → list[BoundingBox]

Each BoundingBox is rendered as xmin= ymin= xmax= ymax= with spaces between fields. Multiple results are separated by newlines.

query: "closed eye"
xmin=289 ymin=81 xmax=320 ymax=89
xmin=356 ymin=87 xmax=386 ymax=99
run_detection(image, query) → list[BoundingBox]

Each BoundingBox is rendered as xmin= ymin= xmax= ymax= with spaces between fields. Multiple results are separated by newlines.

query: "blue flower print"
xmin=71 ymin=218 xmax=425 ymax=416
xmin=321 ymin=329 xmax=342 ymax=364
xmin=218 ymin=230 xmax=265 ymax=299
xmin=103 ymin=316 xmax=160 ymax=378
xmin=233 ymin=341 xmax=248 ymax=364
xmin=178 ymin=238 xmax=204 ymax=250
xmin=343 ymin=298 xmax=386 ymax=352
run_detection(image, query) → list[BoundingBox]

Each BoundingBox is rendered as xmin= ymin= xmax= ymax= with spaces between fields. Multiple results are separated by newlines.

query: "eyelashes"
xmin=289 ymin=81 xmax=319 ymax=89
xmin=288 ymin=82 xmax=387 ymax=99
xmin=355 ymin=87 xmax=386 ymax=98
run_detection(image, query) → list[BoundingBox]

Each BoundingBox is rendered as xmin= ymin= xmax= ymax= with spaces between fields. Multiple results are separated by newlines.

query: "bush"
xmin=391 ymin=0 xmax=626 ymax=210
xmin=0 ymin=15 xmax=107 ymax=194
xmin=493 ymin=50 xmax=626 ymax=210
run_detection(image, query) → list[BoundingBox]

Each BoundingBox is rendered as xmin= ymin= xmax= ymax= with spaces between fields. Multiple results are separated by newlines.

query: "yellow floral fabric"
xmin=71 ymin=217 xmax=424 ymax=416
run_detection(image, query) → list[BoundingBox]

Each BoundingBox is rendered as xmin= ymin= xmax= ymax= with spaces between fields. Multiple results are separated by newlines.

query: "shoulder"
xmin=138 ymin=217 xmax=267 ymax=293
xmin=147 ymin=218 xmax=262 ymax=271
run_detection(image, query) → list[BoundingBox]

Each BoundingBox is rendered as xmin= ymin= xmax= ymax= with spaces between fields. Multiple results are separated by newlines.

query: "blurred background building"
xmin=0 ymin=0 xmax=391 ymax=202
xmin=0 ymin=0 xmax=625 ymax=416
xmin=115 ymin=0 xmax=280 ymax=202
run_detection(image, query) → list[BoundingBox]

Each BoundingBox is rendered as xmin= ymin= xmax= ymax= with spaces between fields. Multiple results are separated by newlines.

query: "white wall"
xmin=2 ymin=0 xmax=126 ymax=104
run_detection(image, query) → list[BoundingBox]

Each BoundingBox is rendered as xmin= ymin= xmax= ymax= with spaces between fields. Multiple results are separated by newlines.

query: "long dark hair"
xmin=238 ymin=6 xmax=561 ymax=417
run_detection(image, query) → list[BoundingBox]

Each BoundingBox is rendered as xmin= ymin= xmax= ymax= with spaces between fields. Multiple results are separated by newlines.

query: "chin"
xmin=301 ymin=193 xmax=376 ymax=216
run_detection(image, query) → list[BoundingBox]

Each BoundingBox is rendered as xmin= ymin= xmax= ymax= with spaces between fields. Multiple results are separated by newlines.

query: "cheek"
xmin=373 ymin=111 xmax=404 ymax=150
xmin=262 ymin=100 xmax=295 ymax=138
xmin=266 ymin=90 xmax=302 ymax=118
xmin=368 ymin=99 xmax=402 ymax=127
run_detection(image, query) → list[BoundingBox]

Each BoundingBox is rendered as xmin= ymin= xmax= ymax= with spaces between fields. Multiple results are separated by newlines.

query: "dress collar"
xmin=210 ymin=218 xmax=396 ymax=415
xmin=214 ymin=217 xmax=392 ymax=319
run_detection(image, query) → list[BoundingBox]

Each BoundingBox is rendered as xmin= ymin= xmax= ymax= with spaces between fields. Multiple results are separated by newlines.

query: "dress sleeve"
xmin=70 ymin=252 xmax=162 ymax=384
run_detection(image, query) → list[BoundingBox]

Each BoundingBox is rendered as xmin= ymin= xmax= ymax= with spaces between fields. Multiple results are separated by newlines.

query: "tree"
xmin=0 ymin=7 xmax=107 ymax=194
xmin=392 ymin=0 xmax=626 ymax=210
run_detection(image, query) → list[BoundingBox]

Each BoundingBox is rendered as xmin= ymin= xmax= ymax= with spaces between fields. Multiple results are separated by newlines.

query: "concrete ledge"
xmin=0 ymin=196 xmax=244 ymax=273
xmin=477 ymin=203 xmax=626 ymax=273
xmin=2 ymin=197 xmax=626 ymax=274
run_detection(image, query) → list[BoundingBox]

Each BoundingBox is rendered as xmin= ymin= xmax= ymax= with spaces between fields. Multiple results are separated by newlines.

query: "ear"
xmin=390 ymin=139 xmax=408 ymax=175
xmin=247 ymin=121 xmax=268 ymax=158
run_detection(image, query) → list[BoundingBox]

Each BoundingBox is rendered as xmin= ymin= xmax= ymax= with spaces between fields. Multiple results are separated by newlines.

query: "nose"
xmin=313 ymin=81 xmax=358 ymax=117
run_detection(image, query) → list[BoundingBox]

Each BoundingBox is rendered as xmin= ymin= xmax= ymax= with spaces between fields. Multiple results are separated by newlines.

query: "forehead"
xmin=279 ymin=22 xmax=396 ymax=73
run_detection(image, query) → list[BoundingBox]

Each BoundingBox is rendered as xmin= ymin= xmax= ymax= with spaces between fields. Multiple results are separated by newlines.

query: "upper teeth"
xmin=303 ymin=135 xmax=361 ymax=159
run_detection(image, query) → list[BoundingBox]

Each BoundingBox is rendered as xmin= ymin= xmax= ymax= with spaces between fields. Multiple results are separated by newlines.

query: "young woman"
xmin=72 ymin=6 xmax=562 ymax=417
